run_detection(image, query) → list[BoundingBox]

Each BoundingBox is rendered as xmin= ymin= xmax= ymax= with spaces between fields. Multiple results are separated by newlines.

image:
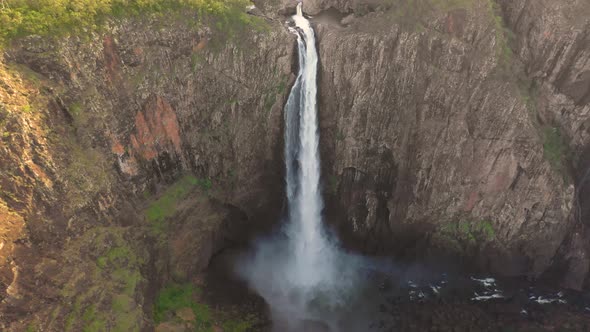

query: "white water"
xmin=237 ymin=4 xmax=348 ymax=329
xmin=286 ymin=3 xmax=334 ymax=290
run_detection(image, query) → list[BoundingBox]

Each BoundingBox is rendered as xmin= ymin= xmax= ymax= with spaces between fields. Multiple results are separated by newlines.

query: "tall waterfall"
xmin=237 ymin=4 xmax=352 ymax=330
xmin=284 ymin=3 xmax=333 ymax=290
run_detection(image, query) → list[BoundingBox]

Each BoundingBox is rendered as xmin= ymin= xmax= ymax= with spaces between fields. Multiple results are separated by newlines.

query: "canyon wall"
xmin=0 ymin=10 xmax=293 ymax=330
xmin=0 ymin=0 xmax=589 ymax=330
xmin=311 ymin=0 xmax=590 ymax=289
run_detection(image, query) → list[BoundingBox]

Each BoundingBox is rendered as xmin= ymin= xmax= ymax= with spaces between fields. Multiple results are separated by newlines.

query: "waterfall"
xmin=284 ymin=2 xmax=333 ymax=290
xmin=237 ymin=4 xmax=351 ymax=329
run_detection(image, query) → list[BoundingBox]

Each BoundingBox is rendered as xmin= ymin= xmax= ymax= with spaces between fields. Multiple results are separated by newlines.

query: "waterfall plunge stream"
xmin=237 ymin=4 xmax=355 ymax=330
xmin=285 ymin=3 xmax=334 ymax=291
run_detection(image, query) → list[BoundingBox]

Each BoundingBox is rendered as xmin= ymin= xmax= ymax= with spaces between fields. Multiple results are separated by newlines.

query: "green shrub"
xmin=145 ymin=175 xmax=213 ymax=235
xmin=438 ymin=219 xmax=496 ymax=247
xmin=153 ymin=283 xmax=211 ymax=326
xmin=198 ymin=178 xmax=212 ymax=191
xmin=222 ymin=318 xmax=254 ymax=332
xmin=154 ymin=283 xmax=194 ymax=322
xmin=111 ymin=294 xmax=140 ymax=332
xmin=113 ymin=268 xmax=141 ymax=296
xmin=69 ymin=102 xmax=82 ymax=117
xmin=487 ymin=0 xmax=513 ymax=64
xmin=111 ymin=295 xmax=132 ymax=313
xmin=479 ymin=220 xmax=495 ymax=240
xmin=543 ymin=127 xmax=568 ymax=175
xmin=97 ymin=246 xmax=130 ymax=269
xmin=145 ymin=175 xmax=198 ymax=232
xmin=193 ymin=302 xmax=212 ymax=330
xmin=81 ymin=305 xmax=107 ymax=332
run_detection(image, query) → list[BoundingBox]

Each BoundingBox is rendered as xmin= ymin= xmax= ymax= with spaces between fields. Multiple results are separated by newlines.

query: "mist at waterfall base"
xmin=234 ymin=5 xmax=376 ymax=331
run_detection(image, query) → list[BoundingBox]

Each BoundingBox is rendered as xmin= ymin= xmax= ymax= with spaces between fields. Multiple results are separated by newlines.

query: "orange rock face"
xmin=0 ymin=204 xmax=25 ymax=299
xmin=110 ymin=95 xmax=183 ymax=177
xmin=130 ymin=95 xmax=183 ymax=161
xmin=103 ymin=36 xmax=122 ymax=83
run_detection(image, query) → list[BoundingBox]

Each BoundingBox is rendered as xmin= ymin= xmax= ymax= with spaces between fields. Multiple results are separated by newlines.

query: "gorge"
xmin=0 ymin=0 xmax=590 ymax=331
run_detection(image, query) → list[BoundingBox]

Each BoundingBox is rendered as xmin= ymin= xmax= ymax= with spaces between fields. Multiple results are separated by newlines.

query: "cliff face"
xmin=313 ymin=0 xmax=590 ymax=289
xmin=0 ymin=11 xmax=293 ymax=330
xmin=497 ymin=0 xmax=590 ymax=288
xmin=0 ymin=0 xmax=589 ymax=329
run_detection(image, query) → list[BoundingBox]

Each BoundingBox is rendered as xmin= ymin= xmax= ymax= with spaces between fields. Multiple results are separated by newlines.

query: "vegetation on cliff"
xmin=543 ymin=126 xmax=570 ymax=177
xmin=57 ymin=227 xmax=148 ymax=332
xmin=0 ymin=0 xmax=259 ymax=46
xmin=154 ymin=283 xmax=208 ymax=324
xmin=431 ymin=218 xmax=496 ymax=255
xmin=145 ymin=174 xmax=211 ymax=235
xmin=154 ymin=283 xmax=258 ymax=331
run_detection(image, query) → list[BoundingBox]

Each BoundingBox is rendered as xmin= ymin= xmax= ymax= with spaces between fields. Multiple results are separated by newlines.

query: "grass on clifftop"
xmin=0 ymin=0 xmax=262 ymax=47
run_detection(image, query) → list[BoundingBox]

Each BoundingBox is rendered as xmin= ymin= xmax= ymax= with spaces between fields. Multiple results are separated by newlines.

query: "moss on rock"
xmin=433 ymin=218 xmax=497 ymax=254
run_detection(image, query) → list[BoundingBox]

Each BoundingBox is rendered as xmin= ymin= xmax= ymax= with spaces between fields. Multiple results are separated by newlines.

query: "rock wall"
xmin=312 ymin=0 xmax=590 ymax=289
xmin=0 ymin=10 xmax=294 ymax=331
xmin=496 ymin=0 xmax=590 ymax=289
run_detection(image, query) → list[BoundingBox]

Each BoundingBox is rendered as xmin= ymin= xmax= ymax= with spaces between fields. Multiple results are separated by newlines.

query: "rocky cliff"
xmin=311 ymin=0 xmax=590 ymax=289
xmin=0 ymin=0 xmax=589 ymax=330
xmin=0 ymin=8 xmax=293 ymax=330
